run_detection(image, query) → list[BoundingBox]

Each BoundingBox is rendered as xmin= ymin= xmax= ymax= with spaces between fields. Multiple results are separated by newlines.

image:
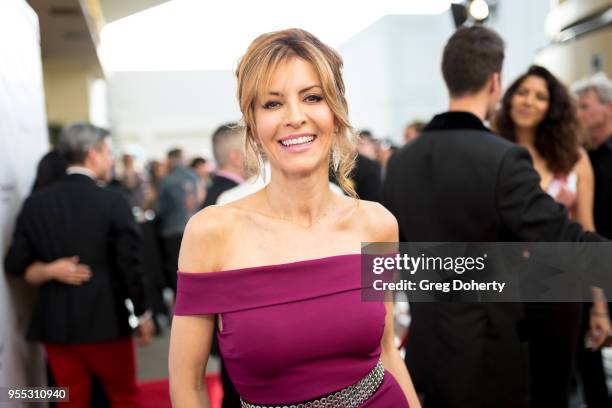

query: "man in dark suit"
xmin=573 ymin=73 xmax=612 ymax=408
xmin=202 ymin=123 xmax=246 ymax=208
xmin=5 ymin=123 xmax=153 ymax=407
xmin=383 ymin=26 xmax=607 ymax=408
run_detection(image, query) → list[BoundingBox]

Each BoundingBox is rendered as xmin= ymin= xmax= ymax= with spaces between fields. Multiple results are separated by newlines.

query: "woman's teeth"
xmin=280 ymin=135 xmax=315 ymax=146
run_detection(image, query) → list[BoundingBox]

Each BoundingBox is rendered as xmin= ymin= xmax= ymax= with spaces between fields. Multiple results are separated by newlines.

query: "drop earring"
xmin=332 ymin=148 xmax=340 ymax=173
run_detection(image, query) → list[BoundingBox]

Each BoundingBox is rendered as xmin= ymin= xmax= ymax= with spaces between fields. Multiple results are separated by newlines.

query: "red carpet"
xmin=136 ymin=373 xmax=223 ymax=408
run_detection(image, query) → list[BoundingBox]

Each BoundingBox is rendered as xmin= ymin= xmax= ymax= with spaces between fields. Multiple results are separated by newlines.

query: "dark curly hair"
xmin=494 ymin=65 xmax=582 ymax=174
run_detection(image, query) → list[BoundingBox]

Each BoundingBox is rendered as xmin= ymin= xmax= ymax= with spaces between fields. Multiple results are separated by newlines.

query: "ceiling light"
xmin=469 ymin=0 xmax=489 ymax=21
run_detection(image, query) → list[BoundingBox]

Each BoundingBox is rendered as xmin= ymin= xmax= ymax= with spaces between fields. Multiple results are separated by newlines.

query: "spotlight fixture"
xmin=450 ymin=0 xmax=496 ymax=28
xmin=469 ymin=0 xmax=490 ymax=21
xmin=451 ymin=2 xmax=469 ymax=28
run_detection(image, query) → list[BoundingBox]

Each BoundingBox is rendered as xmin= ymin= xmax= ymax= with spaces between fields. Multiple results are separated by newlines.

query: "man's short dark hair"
xmin=358 ymin=129 xmax=375 ymax=140
xmin=167 ymin=148 xmax=183 ymax=161
xmin=406 ymin=121 xmax=425 ymax=132
xmin=57 ymin=123 xmax=109 ymax=165
xmin=190 ymin=157 xmax=206 ymax=168
xmin=442 ymin=26 xmax=505 ymax=97
xmin=212 ymin=122 xmax=244 ymax=168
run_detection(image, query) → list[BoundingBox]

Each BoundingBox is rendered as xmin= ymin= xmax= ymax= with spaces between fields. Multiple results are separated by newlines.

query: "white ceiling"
xmin=27 ymin=0 xmax=97 ymax=67
xmin=99 ymin=0 xmax=453 ymax=72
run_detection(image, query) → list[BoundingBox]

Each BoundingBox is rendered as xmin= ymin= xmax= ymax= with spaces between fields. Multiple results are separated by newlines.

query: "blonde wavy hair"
xmin=235 ymin=28 xmax=357 ymax=198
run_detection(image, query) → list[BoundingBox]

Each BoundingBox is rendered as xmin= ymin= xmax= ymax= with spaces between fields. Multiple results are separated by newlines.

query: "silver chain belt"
xmin=240 ymin=360 xmax=384 ymax=408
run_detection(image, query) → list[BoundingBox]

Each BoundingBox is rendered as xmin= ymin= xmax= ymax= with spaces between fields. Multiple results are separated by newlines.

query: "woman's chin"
xmin=275 ymin=159 xmax=328 ymax=179
xmin=512 ymin=117 xmax=540 ymax=130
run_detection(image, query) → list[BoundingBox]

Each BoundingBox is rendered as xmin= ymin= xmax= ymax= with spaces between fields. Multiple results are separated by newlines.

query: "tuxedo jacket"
xmin=383 ymin=112 xmax=602 ymax=408
xmin=589 ymin=136 xmax=612 ymax=239
xmin=202 ymin=173 xmax=239 ymax=208
xmin=5 ymin=173 xmax=148 ymax=344
xmin=353 ymin=154 xmax=383 ymax=203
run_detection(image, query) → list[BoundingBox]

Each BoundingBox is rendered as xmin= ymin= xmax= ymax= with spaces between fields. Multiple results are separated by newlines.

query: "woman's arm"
xmin=24 ymin=257 xmax=91 ymax=285
xmin=367 ymin=202 xmax=421 ymax=407
xmin=574 ymin=148 xmax=595 ymax=231
xmin=381 ymin=300 xmax=421 ymax=408
xmin=168 ymin=208 xmax=229 ymax=407
xmin=169 ymin=315 xmax=214 ymax=407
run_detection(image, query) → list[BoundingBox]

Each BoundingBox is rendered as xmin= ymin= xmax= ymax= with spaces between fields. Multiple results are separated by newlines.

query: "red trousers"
xmin=45 ymin=336 xmax=138 ymax=408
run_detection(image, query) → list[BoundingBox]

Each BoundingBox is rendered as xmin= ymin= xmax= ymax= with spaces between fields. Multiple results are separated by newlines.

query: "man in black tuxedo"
xmin=5 ymin=123 xmax=154 ymax=407
xmin=202 ymin=123 xmax=246 ymax=208
xmin=573 ymin=73 xmax=612 ymax=407
xmin=383 ymin=26 xmax=606 ymax=408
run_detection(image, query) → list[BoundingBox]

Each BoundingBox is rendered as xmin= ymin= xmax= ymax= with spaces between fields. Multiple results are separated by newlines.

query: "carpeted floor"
xmin=137 ymin=375 xmax=223 ymax=408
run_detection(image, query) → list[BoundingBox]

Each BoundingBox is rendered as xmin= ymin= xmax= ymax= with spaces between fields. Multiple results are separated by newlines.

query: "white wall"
xmin=490 ymin=0 xmax=551 ymax=88
xmin=339 ymin=18 xmax=394 ymax=138
xmin=108 ymin=70 xmax=240 ymax=160
xmin=0 ymin=0 xmax=49 ymax=395
xmin=340 ymin=14 xmax=454 ymax=141
xmin=107 ymin=0 xmax=552 ymax=153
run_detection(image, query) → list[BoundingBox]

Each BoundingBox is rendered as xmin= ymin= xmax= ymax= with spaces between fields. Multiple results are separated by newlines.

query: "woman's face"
xmin=253 ymin=56 xmax=335 ymax=177
xmin=510 ymin=75 xmax=550 ymax=130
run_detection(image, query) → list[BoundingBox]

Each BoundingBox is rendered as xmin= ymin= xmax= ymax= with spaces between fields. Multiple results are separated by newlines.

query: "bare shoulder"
xmin=178 ymin=205 xmax=243 ymax=273
xmin=574 ymin=147 xmax=593 ymax=176
xmin=576 ymin=146 xmax=589 ymax=162
xmin=353 ymin=199 xmax=398 ymax=242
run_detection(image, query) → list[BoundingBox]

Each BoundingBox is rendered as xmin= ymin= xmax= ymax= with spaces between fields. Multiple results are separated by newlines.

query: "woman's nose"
xmin=284 ymin=101 xmax=306 ymax=128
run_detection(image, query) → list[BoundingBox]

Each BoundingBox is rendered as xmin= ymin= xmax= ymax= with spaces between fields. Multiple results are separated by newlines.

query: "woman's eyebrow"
xmin=266 ymin=84 xmax=322 ymax=97
xmin=299 ymin=84 xmax=322 ymax=93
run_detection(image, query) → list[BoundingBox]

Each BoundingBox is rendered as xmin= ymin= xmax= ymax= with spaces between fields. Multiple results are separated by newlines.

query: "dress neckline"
xmin=177 ymin=253 xmax=361 ymax=276
xmin=175 ymin=253 xmax=366 ymax=314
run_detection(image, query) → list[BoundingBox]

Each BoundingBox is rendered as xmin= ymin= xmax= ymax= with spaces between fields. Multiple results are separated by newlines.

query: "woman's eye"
xmin=304 ymin=94 xmax=323 ymax=103
xmin=536 ymin=93 xmax=549 ymax=102
xmin=262 ymin=101 xmax=281 ymax=109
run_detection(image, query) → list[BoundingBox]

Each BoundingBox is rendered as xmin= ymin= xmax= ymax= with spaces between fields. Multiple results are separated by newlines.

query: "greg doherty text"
xmin=372 ymin=279 xmax=506 ymax=293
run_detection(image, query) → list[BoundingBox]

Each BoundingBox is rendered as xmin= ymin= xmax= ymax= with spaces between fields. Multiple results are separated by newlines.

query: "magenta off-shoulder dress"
xmin=174 ymin=254 xmax=409 ymax=407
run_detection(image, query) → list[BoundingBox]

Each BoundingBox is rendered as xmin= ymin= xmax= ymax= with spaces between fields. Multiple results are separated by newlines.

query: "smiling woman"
xmin=235 ymin=29 xmax=356 ymax=195
xmin=168 ymin=28 xmax=420 ymax=408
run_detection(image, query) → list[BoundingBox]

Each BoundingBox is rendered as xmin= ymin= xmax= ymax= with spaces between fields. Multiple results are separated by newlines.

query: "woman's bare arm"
xmin=380 ymin=300 xmax=421 ymax=408
xmin=169 ymin=315 xmax=215 ymax=407
xmin=169 ymin=207 xmax=230 ymax=407
xmin=365 ymin=202 xmax=421 ymax=407
xmin=574 ymin=148 xmax=596 ymax=231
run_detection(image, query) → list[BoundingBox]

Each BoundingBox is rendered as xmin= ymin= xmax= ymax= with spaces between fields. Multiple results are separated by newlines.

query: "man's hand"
xmin=49 ymin=256 xmax=92 ymax=285
xmin=136 ymin=312 xmax=155 ymax=346
xmin=586 ymin=309 xmax=611 ymax=351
